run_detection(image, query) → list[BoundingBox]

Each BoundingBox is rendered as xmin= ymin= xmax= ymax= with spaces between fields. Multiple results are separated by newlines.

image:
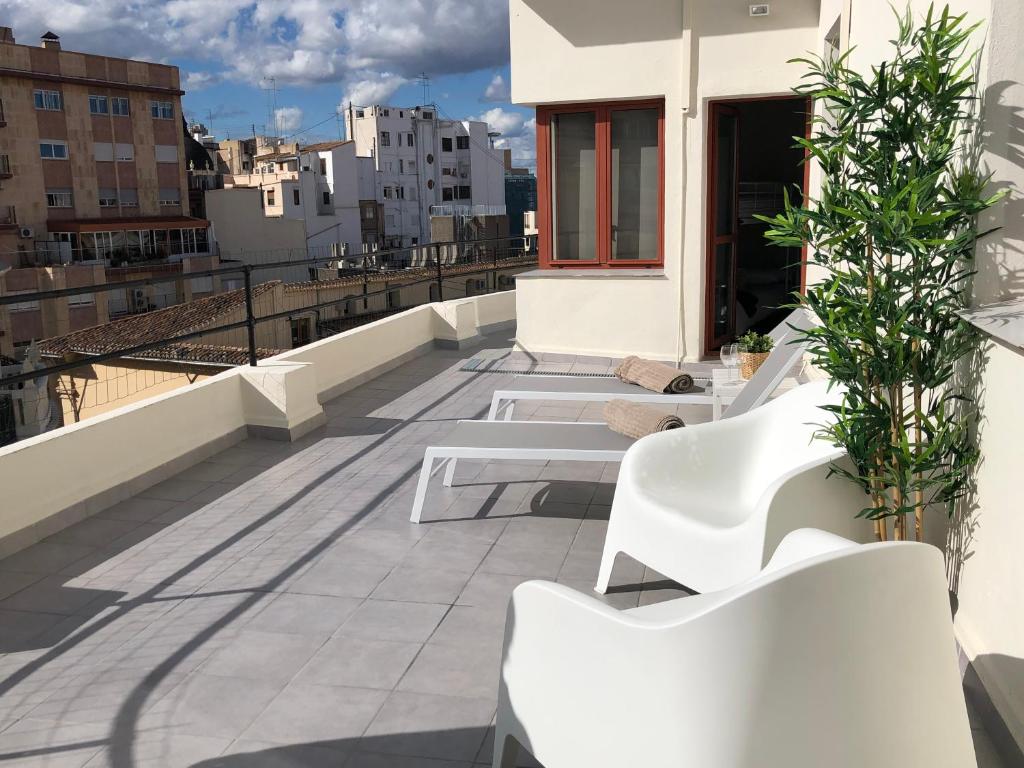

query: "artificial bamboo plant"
xmin=760 ymin=4 xmax=1003 ymax=541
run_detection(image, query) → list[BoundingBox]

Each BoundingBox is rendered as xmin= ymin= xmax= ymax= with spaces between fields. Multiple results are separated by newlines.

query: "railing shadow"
xmin=0 ymin=333 xmax=516 ymax=768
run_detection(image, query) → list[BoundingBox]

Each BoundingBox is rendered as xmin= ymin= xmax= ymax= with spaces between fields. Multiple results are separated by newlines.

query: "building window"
xmin=266 ymin=188 xmax=275 ymax=206
xmin=150 ymin=101 xmax=174 ymax=119
xmin=442 ymin=187 xmax=454 ymax=201
xmin=158 ymin=188 xmax=181 ymax=205
xmin=355 ymin=108 xmax=364 ymax=118
xmin=397 ymin=133 xmax=403 ymax=147
xmin=537 ymin=100 xmax=664 ymax=267
xmin=421 ymin=110 xmax=433 ymax=120
xmin=7 ymin=291 xmax=40 ymax=313
xmin=115 ymin=143 xmax=134 ymax=161
xmin=382 ymin=108 xmax=390 ymax=117
xmin=322 ymin=191 xmax=331 ymax=206
xmin=46 ymin=189 xmax=74 ymax=208
xmin=396 ymin=186 xmax=405 ymax=200
xmin=155 ymin=144 xmax=178 ymax=162
xmin=319 ymin=158 xmax=327 ymax=175
xmin=94 ymin=142 xmax=114 ymax=162
xmin=112 ymin=97 xmax=130 ymax=116
xmin=441 ymin=137 xmax=453 ymax=152
xmin=456 ymin=135 xmax=470 ymax=150
xmin=399 ymin=159 xmax=404 ymax=174
xmin=39 ymin=141 xmax=68 ymax=160
xmin=293 ymin=188 xmax=301 ymax=205
xmin=98 ymin=189 xmax=118 ymax=207
xmin=407 ymin=132 xmax=415 ymax=147
xmin=89 ymin=95 xmax=109 ymax=115
xmin=120 ymin=189 xmax=139 ymax=207
xmin=380 ymin=131 xmax=391 ymax=148
xmin=457 ymin=185 xmax=471 ymax=200
xmin=34 ymin=89 xmax=63 ymax=111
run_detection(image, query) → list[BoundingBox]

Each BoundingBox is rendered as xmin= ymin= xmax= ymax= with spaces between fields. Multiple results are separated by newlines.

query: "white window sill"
xmin=515 ymin=268 xmax=666 ymax=279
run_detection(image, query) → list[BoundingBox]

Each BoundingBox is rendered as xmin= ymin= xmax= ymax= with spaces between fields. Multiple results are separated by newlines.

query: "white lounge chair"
xmin=487 ymin=308 xmax=815 ymax=422
xmin=410 ymin=333 xmax=816 ymax=524
xmin=596 ymin=379 xmax=870 ymax=595
xmin=494 ymin=529 xmax=975 ymax=768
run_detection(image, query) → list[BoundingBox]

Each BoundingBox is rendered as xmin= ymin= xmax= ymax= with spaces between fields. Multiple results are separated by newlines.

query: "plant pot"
xmin=739 ymin=350 xmax=770 ymax=380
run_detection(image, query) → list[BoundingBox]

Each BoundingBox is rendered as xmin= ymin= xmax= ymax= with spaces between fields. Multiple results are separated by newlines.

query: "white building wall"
xmin=346 ymin=105 xmax=506 ymax=247
xmin=510 ymin=0 xmax=819 ymax=361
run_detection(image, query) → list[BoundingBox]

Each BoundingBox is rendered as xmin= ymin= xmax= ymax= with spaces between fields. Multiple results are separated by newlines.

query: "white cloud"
xmin=474 ymin=107 xmax=525 ymax=138
xmin=6 ymin=1 xmax=510 ymax=89
xmin=339 ymin=72 xmax=408 ymax=109
xmin=184 ymin=71 xmax=218 ymax=90
xmin=482 ymin=73 xmax=510 ymax=102
xmin=273 ymin=105 xmax=304 ymax=133
xmin=475 ymin=110 xmax=535 ymax=170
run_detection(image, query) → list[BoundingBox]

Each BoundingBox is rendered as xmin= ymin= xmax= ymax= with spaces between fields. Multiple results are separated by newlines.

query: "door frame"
xmin=702 ymin=95 xmax=813 ymax=356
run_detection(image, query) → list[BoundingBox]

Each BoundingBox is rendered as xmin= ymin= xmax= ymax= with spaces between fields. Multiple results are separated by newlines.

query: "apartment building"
xmin=345 ymin=104 xmax=506 ymax=248
xmin=225 ymin=140 xmax=362 ymax=258
xmin=0 ymin=27 xmax=207 ymax=266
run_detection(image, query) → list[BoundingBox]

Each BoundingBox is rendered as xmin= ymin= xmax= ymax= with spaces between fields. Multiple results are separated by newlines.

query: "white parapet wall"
xmin=0 ymin=293 xmax=517 ymax=557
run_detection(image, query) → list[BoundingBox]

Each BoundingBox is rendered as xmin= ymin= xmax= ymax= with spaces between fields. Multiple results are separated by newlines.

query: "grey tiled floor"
xmin=0 ymin=335 xmax=1008 ymax=767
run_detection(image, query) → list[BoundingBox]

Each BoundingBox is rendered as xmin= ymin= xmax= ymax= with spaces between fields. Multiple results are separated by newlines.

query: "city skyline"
xmin=4 ymin=0 xmax=537 ymax=167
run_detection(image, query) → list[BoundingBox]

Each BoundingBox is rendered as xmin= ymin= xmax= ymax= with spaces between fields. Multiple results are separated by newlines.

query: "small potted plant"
xmin=736 ymin=330 xmax=774 ymax=379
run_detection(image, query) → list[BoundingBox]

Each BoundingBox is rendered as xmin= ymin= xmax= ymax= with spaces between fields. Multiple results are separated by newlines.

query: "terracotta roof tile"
xmin=39 ymin=283 xmax=278 ymax=361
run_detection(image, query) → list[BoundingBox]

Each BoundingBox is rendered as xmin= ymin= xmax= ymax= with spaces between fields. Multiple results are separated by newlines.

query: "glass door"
xmin=705 ymin=103 xmax=740 ymax=353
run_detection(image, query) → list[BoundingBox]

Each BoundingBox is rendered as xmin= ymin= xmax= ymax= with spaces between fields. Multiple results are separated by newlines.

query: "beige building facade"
xmin=0 ymin=27 xmax=205 ymax=266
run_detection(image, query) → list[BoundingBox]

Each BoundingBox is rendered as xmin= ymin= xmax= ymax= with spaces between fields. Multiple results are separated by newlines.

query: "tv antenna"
xmin=261 ymin=76 xmax=279 ymax=136
xmin=416 ymin=72 xmax=431 ymax=106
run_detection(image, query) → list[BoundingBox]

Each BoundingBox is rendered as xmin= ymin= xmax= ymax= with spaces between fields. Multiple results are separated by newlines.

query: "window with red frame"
xmin=537 ymin=100 xmax=664 ymax=268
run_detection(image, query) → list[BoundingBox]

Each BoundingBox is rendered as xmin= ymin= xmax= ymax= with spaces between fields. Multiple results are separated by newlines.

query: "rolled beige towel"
xmin=614 ymin=356 xmax=695 ymax=394
xmin=603 ymin=399 xmax=685 ymax=439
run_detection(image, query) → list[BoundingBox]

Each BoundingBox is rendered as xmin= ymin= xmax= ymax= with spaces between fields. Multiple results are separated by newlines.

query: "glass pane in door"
xmin=551 ymin=112 xmax=596 ymax=261
xmin=610 ymin=108 xmax=659 ymax=260
xmin=713 ymin=243 xmax=734 ymax=339
xmin=715 ymin=113 xmax=737 ymax=237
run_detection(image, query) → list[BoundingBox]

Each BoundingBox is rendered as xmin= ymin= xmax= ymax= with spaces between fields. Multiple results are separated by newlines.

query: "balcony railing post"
xmin=242 ymin=265 xmax=258 ymax=367
xmin=434 ymin=243 xmax=443 ymax=302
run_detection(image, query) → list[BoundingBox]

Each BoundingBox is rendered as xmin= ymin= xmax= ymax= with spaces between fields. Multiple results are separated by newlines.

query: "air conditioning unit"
xmin=18 ymin=226 xmax=33 ymax=239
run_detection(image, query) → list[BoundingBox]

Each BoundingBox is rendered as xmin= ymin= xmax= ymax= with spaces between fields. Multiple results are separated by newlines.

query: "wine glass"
xmin=719 ymin=343 xmax=739 ymax=383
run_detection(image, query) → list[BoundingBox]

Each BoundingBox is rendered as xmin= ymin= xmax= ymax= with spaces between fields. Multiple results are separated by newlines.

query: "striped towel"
xmin=603 ymin=399 xmax=685 ymax=439
xmin=615 ymin=356 xmax=695 ymax=394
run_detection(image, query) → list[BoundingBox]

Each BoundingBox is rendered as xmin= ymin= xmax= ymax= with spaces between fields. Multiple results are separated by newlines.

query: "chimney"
xmin=0 ymin=27 xmax=15 ymax=45
xmin=40 ymin=31 xmax=60 ymax=51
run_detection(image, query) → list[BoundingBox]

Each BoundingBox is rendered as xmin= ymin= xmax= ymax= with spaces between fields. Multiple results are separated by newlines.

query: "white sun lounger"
xmin=487 ymin=308 xmax=815 ymax=422
xmin=412 ymin=337 xmax=817 ymax=522
xmin=410 ymin=421 xmax=634 ymax=523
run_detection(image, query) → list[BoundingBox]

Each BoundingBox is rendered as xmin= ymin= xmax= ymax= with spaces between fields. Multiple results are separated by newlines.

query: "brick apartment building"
xmin=0 ymin=26 xmax=211 ymax=357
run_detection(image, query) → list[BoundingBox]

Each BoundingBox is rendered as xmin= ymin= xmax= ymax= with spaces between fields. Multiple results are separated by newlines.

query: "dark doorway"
xmin=705 ymin=97 xmax=808 ymax=354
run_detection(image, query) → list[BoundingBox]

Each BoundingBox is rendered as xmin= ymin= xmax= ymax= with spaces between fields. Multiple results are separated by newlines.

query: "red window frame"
xmin=536 ymin=99 xmax=665 ymax=269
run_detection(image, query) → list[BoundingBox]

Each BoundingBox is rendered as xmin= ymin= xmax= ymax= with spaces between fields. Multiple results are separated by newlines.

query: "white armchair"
xmin=597 ymin=379 xmax=873 ymax=595
xmin=494 ymin=529 xmax=974 ymax=768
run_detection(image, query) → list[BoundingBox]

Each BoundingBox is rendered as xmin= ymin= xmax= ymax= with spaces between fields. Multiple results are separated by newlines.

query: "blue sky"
xmin=7 ymin=0 xmax=536 ymax=166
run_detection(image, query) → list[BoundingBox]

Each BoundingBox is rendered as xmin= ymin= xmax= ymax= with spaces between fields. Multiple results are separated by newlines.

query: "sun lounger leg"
xmin=410 ymin=451 xmax=439 ymax=523
xmin=487 ymin=396 xmax=502 ymax=420
xmin=442 ymin=458 xmax=457 ymax=487
xmin=503 ymin=402 xmax=515 ymax=421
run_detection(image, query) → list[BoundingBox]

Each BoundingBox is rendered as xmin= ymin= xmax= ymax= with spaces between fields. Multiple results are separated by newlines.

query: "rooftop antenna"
xmin=416 ymin=72 xmax=431 ymax=106
xmin=261 ymin=76 xmax=279 ymax=137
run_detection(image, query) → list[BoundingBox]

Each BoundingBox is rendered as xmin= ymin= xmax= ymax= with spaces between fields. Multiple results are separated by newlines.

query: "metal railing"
xmin=0 ymin=235 xmax=534 ymax=393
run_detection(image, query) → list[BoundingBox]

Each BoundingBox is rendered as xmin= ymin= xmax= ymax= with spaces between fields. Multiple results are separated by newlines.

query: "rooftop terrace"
xmin=0 ymin=333 xmax=1007 ymax=767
